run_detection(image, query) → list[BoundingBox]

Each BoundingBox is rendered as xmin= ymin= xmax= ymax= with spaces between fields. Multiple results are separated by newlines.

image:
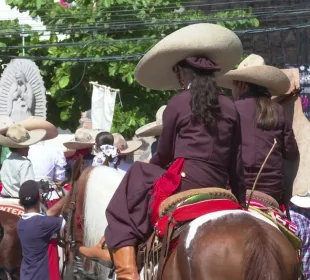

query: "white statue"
xmin=7 ymin=71 xmax=35 ymax=122
xmin=0 ymin=59 xmax=47 ymax=121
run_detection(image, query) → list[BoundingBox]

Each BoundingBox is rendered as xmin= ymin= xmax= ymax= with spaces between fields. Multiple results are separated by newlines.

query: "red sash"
xmin=48 ymin=239 xmax=60 ymax=280
xmin=150 ymin=158 xmax=185 ymax=226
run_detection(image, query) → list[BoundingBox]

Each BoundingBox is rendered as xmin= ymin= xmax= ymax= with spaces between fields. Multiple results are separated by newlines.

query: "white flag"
xmin=91 ymin=84 xmax=117 ymax=131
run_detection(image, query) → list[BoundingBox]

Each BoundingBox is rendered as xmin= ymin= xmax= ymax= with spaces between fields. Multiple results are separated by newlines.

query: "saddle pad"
xmin=246 ymin=190 xmax=279 ymax=209
xmin=249 ymin=206 xmax=302 ymax=250
xmin=159 ymin=188 xmax=237 ymax=218
xmin=156 ymin=199 xmax=242 ymax=237
xmin=0 ymin=198 xmax=24 ymax=216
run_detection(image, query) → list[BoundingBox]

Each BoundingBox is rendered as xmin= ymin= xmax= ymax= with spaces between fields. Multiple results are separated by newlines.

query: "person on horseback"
xmin=63 ymin=128 xmax=96 ymax=171
xmin=17 ymin=180 xmax=66 ymax=280
xmin=112 ymin=133 xmax=142 ymax=172
xmin=217 ymin=54 xmax=299 ymax=206
xmin=92 ymin=131 xmax=118 ymax=167
xmin=79 ymin=23 xmax=245 ymax=279
xmin=135 ymin=105 xmax=167 ymax=159
xmin=0 ymin=124 xmax=46 ymax=198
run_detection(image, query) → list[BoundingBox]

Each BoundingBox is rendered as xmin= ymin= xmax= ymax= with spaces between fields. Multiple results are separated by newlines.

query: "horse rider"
xmin=112 ymin=133 xmax=142 ymax=173
xmin=0 ymin=124 xmax=46 ymax=198
xmin=135 ymin=105 xmax=167 ymax=159
xmin=63 ymin=128 xmax=96 ymax=171
xmin=17 ymin=180 xmax=66 ymax=280
xmin=217 ymin=54 xmax=299 ymax=206
xmin=79 ymin=23 xmax=245 ymax=279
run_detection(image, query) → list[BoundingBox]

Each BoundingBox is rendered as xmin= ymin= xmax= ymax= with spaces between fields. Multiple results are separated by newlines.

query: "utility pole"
xmin=22 ymin=25 xmax=25 ymax=56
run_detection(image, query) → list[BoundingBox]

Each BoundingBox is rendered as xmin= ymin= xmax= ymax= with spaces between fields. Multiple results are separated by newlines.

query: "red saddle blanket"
xmin=246 ymin=199 xmax=298 ymax=234
xmin=155 ymin=199 xmax=243 ymax=238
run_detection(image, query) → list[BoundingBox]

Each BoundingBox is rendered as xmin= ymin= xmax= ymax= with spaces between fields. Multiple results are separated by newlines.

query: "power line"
xmin=1 ymin=9 xmax=309 ymax=38
xmin=0 ymin=22 xmax=309 ymax=61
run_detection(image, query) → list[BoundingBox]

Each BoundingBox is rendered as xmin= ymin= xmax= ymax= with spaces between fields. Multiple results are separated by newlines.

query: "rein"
xmin=62 ymin=155 xmax=83 ymax=278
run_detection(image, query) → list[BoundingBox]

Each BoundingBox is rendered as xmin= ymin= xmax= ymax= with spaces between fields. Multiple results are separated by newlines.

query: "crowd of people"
xmin=0 ymin=22 xmax=309 ymax=280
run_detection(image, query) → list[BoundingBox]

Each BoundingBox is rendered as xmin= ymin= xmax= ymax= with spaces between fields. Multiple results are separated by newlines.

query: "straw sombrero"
xmin=216 ymin=54 xmax=291 ymax=96
xmin=63 ymin=129 xmax=95 ymax=150
xmin=0 ymin=116 xmax=58 ymax=140
xmin=113 ymin=133 xmax=142 ymax=155
xmin=136 ymin=105 xmax=166 ymax=137
xmin=135 ymin=23 xmax=243 ymax=90
xmin=0 ymin=124 xmax=46 ymax=148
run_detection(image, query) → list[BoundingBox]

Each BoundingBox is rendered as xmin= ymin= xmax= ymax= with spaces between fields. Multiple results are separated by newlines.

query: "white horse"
xmin=83 ymin=166 xmax=125 ymax=279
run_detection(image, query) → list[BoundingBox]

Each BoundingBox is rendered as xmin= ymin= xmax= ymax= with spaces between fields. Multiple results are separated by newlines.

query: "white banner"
xmin=91 ymin=84 xmax=117 ymax=131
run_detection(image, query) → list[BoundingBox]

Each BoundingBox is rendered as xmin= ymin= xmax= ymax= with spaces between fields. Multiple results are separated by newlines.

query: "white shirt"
xmin=1 ymin=152 xmax=35 ymax=197
xmin=28 ymin=141 xmax=66 ymax=182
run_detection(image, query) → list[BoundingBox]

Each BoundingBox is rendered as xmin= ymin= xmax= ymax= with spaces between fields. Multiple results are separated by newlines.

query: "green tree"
xmin=2 ymin=0 xmax=259 ymax=137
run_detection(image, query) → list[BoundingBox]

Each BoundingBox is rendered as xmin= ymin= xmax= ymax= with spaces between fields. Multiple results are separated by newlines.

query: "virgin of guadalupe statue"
xmin=7 ymin=71 xmax=35 ymax=123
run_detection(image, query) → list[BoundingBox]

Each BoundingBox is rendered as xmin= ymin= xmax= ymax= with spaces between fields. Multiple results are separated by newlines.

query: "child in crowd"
xmin=17 ymin=180 xmax=66 ymax=280
xmin=92 ymin=132 xmax=119 ymax=168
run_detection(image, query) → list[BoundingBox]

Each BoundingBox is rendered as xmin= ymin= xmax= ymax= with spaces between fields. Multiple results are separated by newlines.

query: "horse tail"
xmin=243 ymin=218 xmax=298 ymax=280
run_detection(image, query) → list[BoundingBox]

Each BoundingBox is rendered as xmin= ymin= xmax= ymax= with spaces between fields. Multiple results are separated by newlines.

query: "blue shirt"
xmin=17 ymin=213 xmax=64 ymax=280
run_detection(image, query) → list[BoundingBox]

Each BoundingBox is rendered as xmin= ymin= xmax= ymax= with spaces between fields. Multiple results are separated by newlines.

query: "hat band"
xmin=8 ymin=132 xmax=30 ymax=143
xmin=181 ymin=56 xmax=221 ymax=72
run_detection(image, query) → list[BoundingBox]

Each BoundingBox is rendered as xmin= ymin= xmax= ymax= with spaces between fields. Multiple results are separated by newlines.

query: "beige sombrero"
xmin=135 ymin=23 xmax=243 ymax=90
xmin=216 ymin=54 xmax=291 ymax=96
xmin=63 ymin=129 xmax=95 ymax=150
xmin=0 ymin=116 xmax=58 ymax=140
xmin=113 ymin=133 xmax=142 ymax=155
xmin=0 ymin=124 xmax=46 ymax=148
xmin=135 ymin=105 xmax=166 ymax=137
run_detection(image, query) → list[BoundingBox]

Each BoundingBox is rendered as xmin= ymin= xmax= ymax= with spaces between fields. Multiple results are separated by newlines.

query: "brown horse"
xmin=161 ymin=211 xmax=299 ymax=280
xmin=64 ymin=163 xmax=303 ymax=280
xmin=0 ymin=210 xmax=22 ymax=280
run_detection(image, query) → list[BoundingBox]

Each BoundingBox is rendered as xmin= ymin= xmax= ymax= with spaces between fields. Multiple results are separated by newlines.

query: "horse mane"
xmin=242 ymin=216 xmax=291 ymax=280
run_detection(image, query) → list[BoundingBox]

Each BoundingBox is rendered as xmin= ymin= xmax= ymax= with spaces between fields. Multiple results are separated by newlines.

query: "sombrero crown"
xmin=216 ymin=54 xmax=291 ymax=96
xmin=0 ymin=124 xmax=46 ymax=148
xmin=135 ymin=23 xmax=243 ymax=90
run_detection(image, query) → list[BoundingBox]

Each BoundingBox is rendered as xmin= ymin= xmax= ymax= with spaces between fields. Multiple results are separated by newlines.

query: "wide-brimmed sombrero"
xmin=63 ymin=129 xmax=95 ymax=150
xmin=0 ymin=124 xmax=46 ymax=148
xmin=135 ymin=23 xmax=243 ymax=90
xmin=113 ymin=133 xmax=142 ymax=155
xmin=0 ymin=116 xmax=58 ymax=140
xmin=136 ymin=105 xmax=166 ymax=137
xmin=216 ymin=54 xmax=291 ymax=96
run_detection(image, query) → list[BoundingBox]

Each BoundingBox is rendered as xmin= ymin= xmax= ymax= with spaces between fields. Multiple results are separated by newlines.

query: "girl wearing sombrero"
xmin=217 ymin=54 xmax=299 ymax=205
xmin=92 ymin=132 xmax=142 ymax=172
xmin=79 ymin=23 xmax=246 ymax=279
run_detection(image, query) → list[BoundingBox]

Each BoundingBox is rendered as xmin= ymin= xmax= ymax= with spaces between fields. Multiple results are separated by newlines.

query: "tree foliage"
xmin=1 ymin=0 xmax=259 ymax=137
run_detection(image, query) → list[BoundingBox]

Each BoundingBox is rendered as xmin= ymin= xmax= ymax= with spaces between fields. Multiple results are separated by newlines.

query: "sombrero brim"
xmin=0 ymin=129 xmax=46 ymax=148
xmin=135 ymin=121 xmax=162 ymax=137
xmin=0 ymin=116 xmax=58 ymax=140
xmin=20 ymin=117 xmax=58 ymax=140
xmin=291 ymin=195 xmax=310 ymax=209
xmin=135 ymin=23 xmax=243 ymax=90
xmin=63 ymin=140 xmax=95 ymax=150
xmin=216 ymin=65 xmax=291 ymax=96
xmin=119 ymin=140 xmax=143 ymax=155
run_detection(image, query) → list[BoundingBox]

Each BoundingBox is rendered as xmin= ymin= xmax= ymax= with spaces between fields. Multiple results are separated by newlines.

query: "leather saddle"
xmin=137 ymin=188 xmax=301 ymax=280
